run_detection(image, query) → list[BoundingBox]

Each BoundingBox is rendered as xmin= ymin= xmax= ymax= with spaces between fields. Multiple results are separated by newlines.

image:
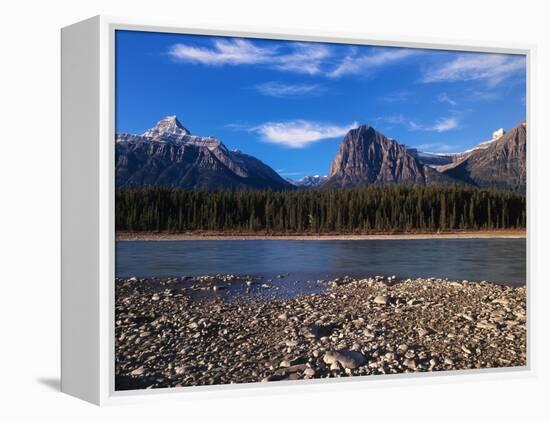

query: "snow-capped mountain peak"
xmin=143 ymin=115 xmax=191 ymax=139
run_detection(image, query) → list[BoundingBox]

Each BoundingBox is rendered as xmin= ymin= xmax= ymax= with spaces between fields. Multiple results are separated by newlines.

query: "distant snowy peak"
xmin=411 ymin=127 xmax=507 ymax=167
xmin=406 ymin=148 xmax=454 ymax=166
xmin=291 ymin=175 xmax=328 ymax=188
xmin=461 ymin=128 xmax=505 ymax=155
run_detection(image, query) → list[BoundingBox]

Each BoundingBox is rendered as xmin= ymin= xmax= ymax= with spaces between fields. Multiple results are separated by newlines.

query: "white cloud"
xmin=422 ymin=53 xmax=525 ymax=86
xmin=252 ymin=120 xmax=358 ymax=148
xmin=254 ymin=81 xmax=324 ymax=98
xmin=169 ymin=39 xmax=329 ymax=75
xmin=169 ymin=38 xmax=275 ymax=65
xmin=437 ymin=92 xmax=457 ymax=106
xmin=274 ymin=43 xmax=331 ymax=75
xmin=169 ymin=39 xmax=419 ymax=78
xmin=432 ymin=117 xmax=459 ymax=132
xmin=409 ymin=117 xmax=459 ymax=133
xmin=329 ymin=48 xmax=417 ymax=78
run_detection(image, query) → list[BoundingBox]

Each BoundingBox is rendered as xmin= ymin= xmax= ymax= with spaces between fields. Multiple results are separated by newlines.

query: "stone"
xmin=492 ymin=298 xmax=510 ymax=306
xmin=407 ymin=298 xmax=422 ymax=306
xmin=323 ymin=350 xmax=367 ymax=369
xmin=304 ymin=367 xmax=316 ymax=377
xmin=174 ymin=366 xmax=187 ymax=375
xmin=330 ymin=361 xmax=341 ymax=371
xmin=417 ymin=327 xmax=429 ymax=337
xmin=476 ymin=320 xmax=498 ymax=330
xmin=303 ymin=323 xmax=335 ymax=339
xmin=130 ymin=367 xmax=145 ymax=376
xmin=285 ymin=364 xmax=307 ymax=373
xmin=403 ymin=358 xmax=417 ymax=370
xmin=460 ymin=313 xmax=475 ymax=322
xmin=461 ymin=345 xmax=472 ymax=355
xmin=374 ymin=295 xmax=390 ymax=305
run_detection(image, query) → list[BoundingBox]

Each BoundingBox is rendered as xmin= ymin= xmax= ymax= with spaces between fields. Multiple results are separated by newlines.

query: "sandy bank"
xmin=116 ymin=230 xmax=526 ymax=241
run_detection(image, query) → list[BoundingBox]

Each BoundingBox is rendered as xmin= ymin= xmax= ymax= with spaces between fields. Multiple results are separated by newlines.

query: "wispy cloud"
xmin=380 ymin=90 xmax=411 ymax=103
xmin=168 ymin=38 xmax=330 ymax=75
xmin=376 ymin=114 xmax=459 ymax=133
xmin=409 ymin=116 xmax=459 ymax=133
xmin=375 ymin=114 xmax=408 ymax=125
xmin=437 ymin=92 xmax=457 ymax=106
xmin=169 ymin=39 xmax=419 ymax=78
xmin=275 ymin=43 xmax=332 ymax=75
xmin=329 ymin=48 xmax=418 ymax=78
xmin=254 ymin=81 xmax=324 ymax=98
xmin=468 ymin=89 xmax=501 ymax=102
xmin=422 ymin=53 xmax=525 ymax=86
xmin=251 ymin=120 xmax=358 ymax=148
xmin=169 ymin=39 xmax=274 ymax=65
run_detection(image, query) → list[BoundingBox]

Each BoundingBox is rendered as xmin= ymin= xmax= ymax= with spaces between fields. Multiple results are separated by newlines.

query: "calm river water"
xmin=116 ymin=239 xmax=526 ymax=288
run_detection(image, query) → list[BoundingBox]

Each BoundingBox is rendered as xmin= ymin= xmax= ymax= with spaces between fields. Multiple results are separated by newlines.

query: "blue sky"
xmin=115 ymin=30 xmax=526 ymax=179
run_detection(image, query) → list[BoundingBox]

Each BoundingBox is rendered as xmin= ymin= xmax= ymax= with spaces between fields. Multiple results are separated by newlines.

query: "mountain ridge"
xmin=115 ymin=116 xmax=293 ymax=191
xmin=439 ymin=121 xmax=526 ymax=192
xmin=321 ymin=122 xmax=525 ymax=192
xmin=116 ymin=116 xmax=526 ymax=193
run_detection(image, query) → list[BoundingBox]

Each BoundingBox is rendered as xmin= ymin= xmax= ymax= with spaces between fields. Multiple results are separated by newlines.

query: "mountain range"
xmin=115 ymin=116 xmax=526 ymax=193
xmin=115 ymin=116 xmax=292 ymax=191
xmin=287 ymin=175 xmax=328 ymax=188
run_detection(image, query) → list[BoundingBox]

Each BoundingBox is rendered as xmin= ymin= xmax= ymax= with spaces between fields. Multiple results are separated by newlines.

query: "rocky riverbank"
xmin=115 ymin=275 xmax=526 ymax=390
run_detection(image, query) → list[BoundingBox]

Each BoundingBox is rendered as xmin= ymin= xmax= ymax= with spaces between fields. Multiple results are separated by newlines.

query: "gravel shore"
xmin=115 ymin=275 xmax=526 ymax=390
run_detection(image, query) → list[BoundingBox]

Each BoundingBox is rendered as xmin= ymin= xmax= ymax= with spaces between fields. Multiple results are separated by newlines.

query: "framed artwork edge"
xmin=61 ymin=15 xmax=537 ymax=406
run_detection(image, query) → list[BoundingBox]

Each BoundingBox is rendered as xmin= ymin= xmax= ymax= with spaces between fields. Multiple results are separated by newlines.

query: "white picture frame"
xmin=61 ymin=15 xmax=535 ymax=406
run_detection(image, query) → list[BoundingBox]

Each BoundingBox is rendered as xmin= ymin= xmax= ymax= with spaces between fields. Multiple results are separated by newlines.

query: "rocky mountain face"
xmin=324 ymin=125 xmax=435 ymax=187
xmin=439 ymin=122 xmax=526 ymax=192
xmin=322 ymin=122 xmax=526 ymax=192
xmin=115 ymin=116 xmax=293 ymax=191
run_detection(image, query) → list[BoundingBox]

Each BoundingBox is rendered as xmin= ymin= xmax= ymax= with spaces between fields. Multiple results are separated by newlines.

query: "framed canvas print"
xmin=61 ymin=16 xmax=532 ymax=405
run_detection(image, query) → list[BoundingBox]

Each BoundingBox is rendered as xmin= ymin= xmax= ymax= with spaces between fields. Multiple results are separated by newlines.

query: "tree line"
xmin=115 ymin=186 xmax=526 ymax=233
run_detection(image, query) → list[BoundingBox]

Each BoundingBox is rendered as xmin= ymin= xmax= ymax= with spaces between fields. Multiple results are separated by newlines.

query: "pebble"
xmin=323 ymin=350 xmax=367 ymax=369
xmin=374 ymin=295 xmax=390 ymax=305
xmin=403 ymin=358 xmax=417 ymax=370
